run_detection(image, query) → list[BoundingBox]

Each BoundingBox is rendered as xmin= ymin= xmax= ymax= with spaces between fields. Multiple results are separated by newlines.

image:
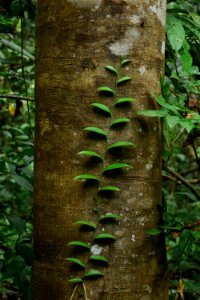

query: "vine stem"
xmin=164 ymin=166 xmax=200 ymax=199
xmin=69 ymin=284 xmax=78 ymax=300
xmin=0 ymin=94 xmax=35 ymax=102
xmin=82 ymin=282 xmax=88 ymax=300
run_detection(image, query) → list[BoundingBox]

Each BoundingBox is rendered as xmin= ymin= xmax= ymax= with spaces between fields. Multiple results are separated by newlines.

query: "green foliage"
xmin=143 ymin=1 xmax=200 ymax=298
xmin=0 ymin=1 xmax=35 ymax=299
xmin=68 ymin=61 xmax=134 ymax=297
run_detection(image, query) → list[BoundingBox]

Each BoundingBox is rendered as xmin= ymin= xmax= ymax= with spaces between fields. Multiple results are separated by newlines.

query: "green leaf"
xmin=167 ymin=15 xmax=185 ymax=51
xmin=116 ymin=76 xmax=131 ymax=86
xmin=97 ymin=86 xmax=115 ymax=96
xmin=93 ymin=233 xmax=116 ymax=241
xmin=66 ymin=258 xmax=86 ymax=268
xmin=99 ymin=213 xmax=121 ymax=222
xmin=89 ymin=255 xmax=108 ymax=265
xmin=137 ymin=110 xmax=168 ymax=117
xmin=103 ymin=163 xmax=131 ymax=173
xmin=107 ymin=141 xmax=134 ymax=151
xmin=12 ymin=175 xmax=33 ymax=193
xmin=120 ymin=59 xmax=131 ymax=67
xmin=147 ymin=228 xmax=162 ymax=235
xmin=78 ymin=151 xmax=103 ymax=161
xmin=84 ymin=127 xmax=107 ymax=137
xmin=105 ymin=65 xmax=118 ymax=75
xmin=75 ymin=220 xmax=96 ymax=230
xmin=115 ymin=97 xmax=136 ymax=106
xmin=84 ymin=269 xmax=104 ymax=279
xmin=67 ymin=241 xmax=90 ymax=249
xmin=69 ymin=278 xmax=83 ymax=283
xmin=111 ymin=118 xmax=130 ymax=127
xmin=91 ymin=103 xmax=112 ymax=116
xmin=179 ymin=119 xmax=194 ymax=133
xmin=165 ymin=115 xmax=180 ymax=129
xmin=154 ymin=95 xmax=180 ymax=115
xmin=98 ymin=186 xmax=120 ymax=192
xmin=74 ymin=174 xmax=99 ymax=182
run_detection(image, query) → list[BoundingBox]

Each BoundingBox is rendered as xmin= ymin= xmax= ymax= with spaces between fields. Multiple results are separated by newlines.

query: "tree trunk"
xmin=33 ymin=1 xmax=168 ymax=299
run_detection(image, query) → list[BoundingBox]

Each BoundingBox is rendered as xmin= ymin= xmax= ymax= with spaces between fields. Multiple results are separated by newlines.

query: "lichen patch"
xmin=108 ymin=28 xmax=140 ymax=56
xmin=91 ymin=244 xmax=103 ymax=255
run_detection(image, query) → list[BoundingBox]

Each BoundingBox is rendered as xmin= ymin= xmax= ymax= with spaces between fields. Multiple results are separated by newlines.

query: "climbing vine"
xmin=67 ymin=59 xmax=136 ymax=298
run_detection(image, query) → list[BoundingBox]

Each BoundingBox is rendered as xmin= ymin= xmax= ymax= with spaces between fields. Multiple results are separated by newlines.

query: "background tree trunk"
xmin=33 ymin=1 xmax=168 ymax=299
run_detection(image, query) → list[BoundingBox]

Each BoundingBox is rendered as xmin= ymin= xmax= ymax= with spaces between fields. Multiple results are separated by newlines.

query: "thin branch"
xmin=179 ymin=168 xmax=199 ymax=176
xmin=0 ymin=94 xmax=35 ymax=102
xmin=165 ymin=166 xmax=200 ymax=200
xmin=163 ymin=175 xmax=200 ymax=184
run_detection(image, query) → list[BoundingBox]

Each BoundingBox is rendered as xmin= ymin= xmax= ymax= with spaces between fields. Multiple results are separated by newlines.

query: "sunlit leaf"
xmin=84 ymin=269 xmax=104 ymax=279
xmin=74 ymin=174 xmax=99 ymax=182
xmin=91 ymin=103 xmax=112 ymax=116
xmin=93 ymin=233 xmax=116 ymax=241
xmin=66 ymin=258 xmax=86 ymax=268
xmin=105 ymin=65 xmax=118 ymax=75
xmin=99 ymin=213 xmax=121 ymax=222
xmin=75 ymin=220 xmax=96 ymax=230
xmin=98 ymin=186 xmax=120 ymax=192
xmin=84 ymin=127 xmax=107 ymax=137
xmin=69 ymin=278 xmax=83 ymax=283
xmin=107 ymin=141 xmax=134 ymax=151
xmin=115 ymin=97 xmax=136 ymax=106
xmin=103 ymin=163 xmax=131 ymax=173
xmin=67 ymin=241 xmax=90 ymax=249
xmin=111 ymin=118 xmax=130 ymax=127
xmin=89 ymin=255 xmax=108 ymax=265
xmin=78 ymin=151 xmax=103 ymax=161
xmin=116 ymin=76 xmax=131 ymax=86
xmin=97 ymin=86 xmax=115 ymax=96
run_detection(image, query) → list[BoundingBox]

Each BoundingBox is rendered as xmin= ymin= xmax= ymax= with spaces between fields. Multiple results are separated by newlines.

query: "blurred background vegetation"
xmin=0 ymin=0 xmax=199 ymax=299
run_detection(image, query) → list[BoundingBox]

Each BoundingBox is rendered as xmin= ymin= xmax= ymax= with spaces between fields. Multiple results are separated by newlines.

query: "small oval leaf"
xmin=105 ymin=65 xmax=118 ymax=75
xmin=74 ymin=174 xmax=99 ymax=182
xmin=75 ymin=220 xmax=96 ymax=230
xmin=115 ymin=97 xmax=136 ymax=106
xmin=99 ymin=213 xmax=121 ymax=222
xmin=69 ymin=277 xmax=83 ymax=283
xmin=120 ymin=59 xmax=131 ymax=67
xmin=91 ymin=103 xmax=112 ymax=116
xmin=93 ymin=233 xmax=116 ymax=241
xmin=111 ymin=118 xmax=130 ymax=127
xmin=107 ymin=142 xmax=134 ymax=151
xmin=67 ymin=241 xmax=90 ymax=249
xmin=103 ymin=163 xmax=131 ymax=173
xmin=89 ymin=255 xmax=108 ymax=265
xmin=98 ymin=186 xmax=120 ymax=192
xmin=97 ymin=86 xmax=115 ymax=96
xmin=78 ymin=151 xmax=103 ymax=161
xmin=84 ymin=127 xmax=107 ymax=137
xmin=117 ymin=76 xmax=131 ymax=86
xmin=84 ymin=269 xmax=104 ymax=279
xmin=66 ymin=258 xmax=86 ymax=268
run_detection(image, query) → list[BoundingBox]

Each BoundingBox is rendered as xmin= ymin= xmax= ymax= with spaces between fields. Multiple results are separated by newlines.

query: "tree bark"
xmin=33 ymin=1 xmax=168 ymax=299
